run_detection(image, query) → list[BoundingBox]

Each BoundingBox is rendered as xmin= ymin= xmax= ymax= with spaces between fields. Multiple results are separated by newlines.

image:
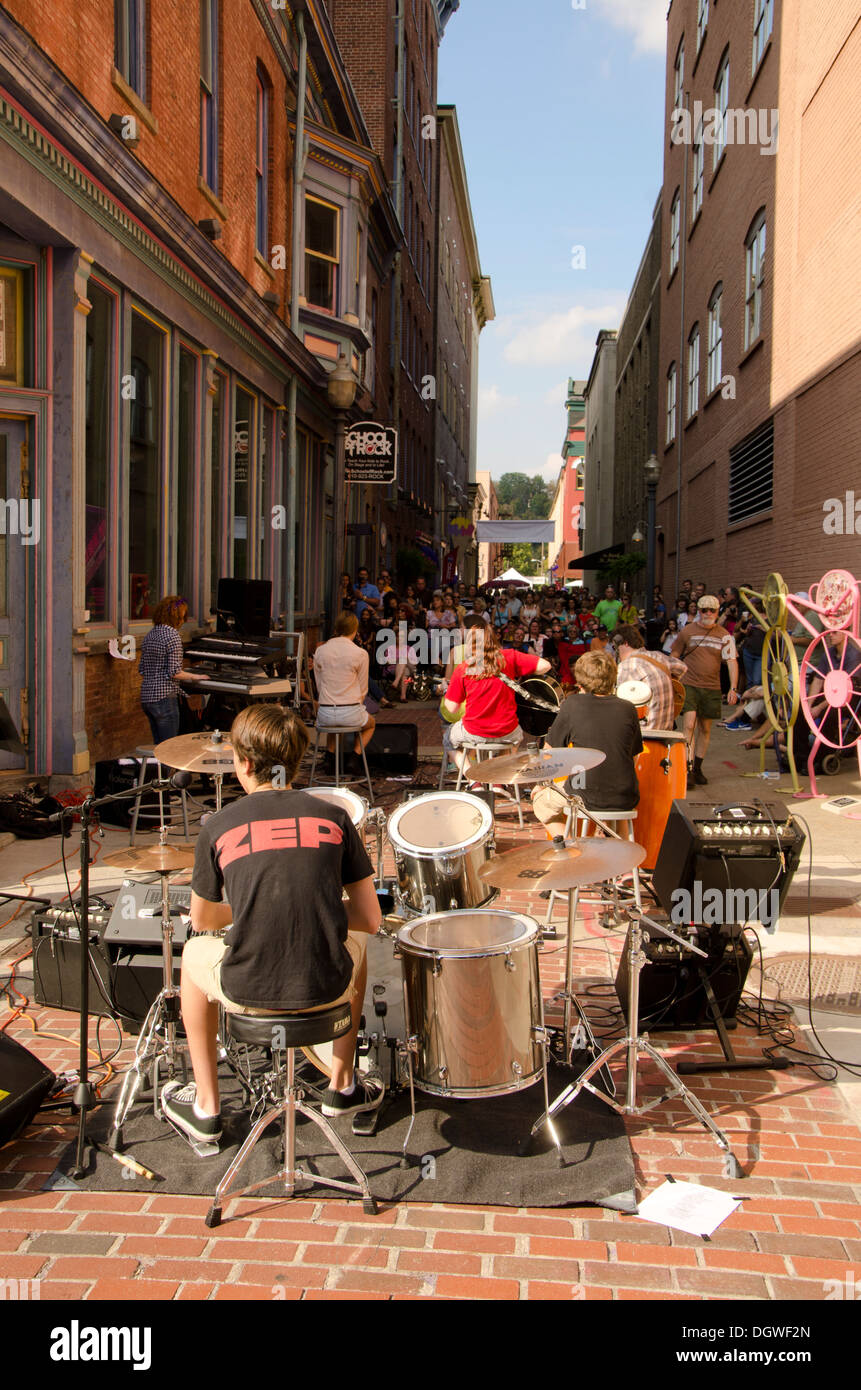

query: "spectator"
xmin=661 ymin=617 xmax=680 ymax=652
xmin=353 ymin=567 xmax=381 ymax=620
xmin=590 ymin=625 xmax=611 ymax=655
xmin=592 ymin=585 xmax=623 ymax=634
xmin=671 ymin=595 xmax=739 ymax=786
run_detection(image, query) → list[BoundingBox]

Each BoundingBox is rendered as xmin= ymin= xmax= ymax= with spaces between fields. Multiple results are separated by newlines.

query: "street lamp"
xmin=327 ymin=353 xmax=358 ymax=627
xmin=644 ymin=453 xmax=661 ymax=622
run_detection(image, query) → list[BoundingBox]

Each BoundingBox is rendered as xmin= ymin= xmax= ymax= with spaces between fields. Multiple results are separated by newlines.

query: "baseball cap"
xmin=698 ymin=595 xmax=719 ymax=611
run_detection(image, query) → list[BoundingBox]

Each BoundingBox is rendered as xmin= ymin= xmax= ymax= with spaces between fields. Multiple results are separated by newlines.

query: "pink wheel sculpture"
xmin=799 ymin=630 xmax=861 ymax=797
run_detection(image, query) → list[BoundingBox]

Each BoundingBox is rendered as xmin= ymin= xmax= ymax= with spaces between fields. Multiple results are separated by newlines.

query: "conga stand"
xmin=108 ymin=830 xmax=190 ymax=1153
xmin=529 ymin=909 xmax=744 ymax=1178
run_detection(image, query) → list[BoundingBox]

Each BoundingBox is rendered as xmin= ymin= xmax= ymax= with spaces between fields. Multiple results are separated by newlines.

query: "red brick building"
xmin=658 ymin=0 xmax=861 ymax=594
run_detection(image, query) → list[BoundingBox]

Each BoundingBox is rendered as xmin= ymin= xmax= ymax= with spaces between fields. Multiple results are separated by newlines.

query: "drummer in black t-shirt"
xmin=161 ymin=704 xmax=383 ymax=1148
xmin=531 ymin=650 xmax=643 ymax=838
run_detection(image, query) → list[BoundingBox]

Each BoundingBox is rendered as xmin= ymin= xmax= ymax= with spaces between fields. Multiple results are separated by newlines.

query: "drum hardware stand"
xmin=554 ymin=874 xmax=616 ymax=1098
xmin=369 ymin=806 xmax=388 ymax=890
xmin=108 ymin=826 xmax=189 ymax=1154
xmin=352 ymin=985 xmax=391 ymax=1137
xmin=528 ymin=908 xmax=744 ymax=1179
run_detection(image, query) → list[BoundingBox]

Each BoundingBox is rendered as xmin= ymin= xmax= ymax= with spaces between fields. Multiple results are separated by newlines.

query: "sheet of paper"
xmin=635 ymin=1180 xmax=740 ymax=1237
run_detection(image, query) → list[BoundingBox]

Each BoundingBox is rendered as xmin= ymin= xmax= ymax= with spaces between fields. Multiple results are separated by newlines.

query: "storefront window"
xmin=85 ymin=279 xmax=115 ymax=623
xmin=176 ymin=346 xmax=199 ymax=610
xmin=233 ymin=384 xmax=255 ymax=579
xmin=210 ymin=370 xmax=226 ymax=612
xmin=129 ymin=309 xmax=165 ymax=619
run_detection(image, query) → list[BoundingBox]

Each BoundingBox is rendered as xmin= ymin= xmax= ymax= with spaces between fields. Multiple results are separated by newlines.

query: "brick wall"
xmin=4 ymin=0 xmax=292 ymax=309
xmin=658 ymin=0 xmax=861 ymax=592
xmin=84 ymin=654 xmax=150 ymax=766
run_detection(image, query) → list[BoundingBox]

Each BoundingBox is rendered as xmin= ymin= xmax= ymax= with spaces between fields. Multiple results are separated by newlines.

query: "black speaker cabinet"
xmin=615 ymin=924 xmax=754 ymax=1031
xmin=366 ymin=722 xmax=418 ymax=775
xmin=32 ymin=919 xmax=179 ymax=1033
xmin=0 ymin=1033 xmax=55 ymax=1147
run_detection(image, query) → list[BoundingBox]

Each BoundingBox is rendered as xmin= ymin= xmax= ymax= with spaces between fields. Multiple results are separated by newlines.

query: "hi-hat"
xmin=478 ymin=837 xmax=646 ymax=891
xmin=103 ymin=844 xmax=196 ymax=874
xmin=154 ymin=731 xmax=235 ymax=773
xmin=468 ymin=746 xmax=605 ymax=785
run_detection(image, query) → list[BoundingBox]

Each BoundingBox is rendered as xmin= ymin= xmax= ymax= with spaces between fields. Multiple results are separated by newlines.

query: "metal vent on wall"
xmin=728 ymin=417 xmax=774 ymax=525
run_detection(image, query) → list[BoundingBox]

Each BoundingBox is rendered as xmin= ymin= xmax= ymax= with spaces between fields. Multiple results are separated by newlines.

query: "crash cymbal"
xmin=103 ymin=844 xmax=196 ymax=874
xmin=478 ymin=836 xmax=646 ymax=891
xmin=154 ymin=731 xmax=235 ymax=773
xmin=468 ymin=746 xmax=606 ymax=785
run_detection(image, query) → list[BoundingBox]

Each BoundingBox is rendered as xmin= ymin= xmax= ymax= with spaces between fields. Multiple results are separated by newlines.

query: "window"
xmin=687 ymin=325 xmax=700 ymax=418
xmin=354 ymin=225 xmax=362 ymax=314
xmin=255 ymin=68 xmax=269 ymax=257
xmin=176 ymin=347 xmax=199 ymax=608
xmin=714 ymin=52 xmax=729 ymax=168
xmin=233 ymin=384 xmax=256 ymax=579
xmin=666 ymin=364 xmax=677 ymax=445
xmin=115 ymin=0 xmax=147 ymax=101
xmin=305 ymin=196 xmax=340 ymax=313
xmin=729 ymin=417 xmax=773 ymax=524
xmin=752 ymin=0 xmax=774 ymax=72
xmin=200 ymin=0 xmax=219 ymax=191
xmin=129 ymin=309 xmax=166 ymax=619
xmin=697 ymin=0 xmax=709 ymax=51
xmin=691 ymin=121 xmax=704 ymax=220
xmin=707 ymin=285 xmax=723 ymax=394
xmin=209 ymin=369 xmax=226 ymax=612
xmin=673 ymin=38 xmax=685 ymax=110
xmin=745 ymin=212 xmax=766 ymax=349
xmin=85 ymin=280 xmax=116 ymax=624
xmin=669 ymin=190 xmax=681 ymax=274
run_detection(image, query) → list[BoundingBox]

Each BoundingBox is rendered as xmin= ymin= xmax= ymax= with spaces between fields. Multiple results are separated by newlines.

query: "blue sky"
xmin=438 ymin=0 xmax=668 ymax=484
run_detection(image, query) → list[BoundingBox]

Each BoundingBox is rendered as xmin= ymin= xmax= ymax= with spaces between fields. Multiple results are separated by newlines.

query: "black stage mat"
xmin=49 ymin=1057 xmax=636 ymax=1211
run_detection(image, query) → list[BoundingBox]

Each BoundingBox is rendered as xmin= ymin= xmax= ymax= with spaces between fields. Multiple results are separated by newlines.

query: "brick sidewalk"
xmin=1 ymin=712 xmax=859 ymax=1301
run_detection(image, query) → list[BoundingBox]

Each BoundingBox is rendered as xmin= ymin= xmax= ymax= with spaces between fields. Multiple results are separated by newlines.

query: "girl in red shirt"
xmin=442 ymin=621 xmax=550 ymax=776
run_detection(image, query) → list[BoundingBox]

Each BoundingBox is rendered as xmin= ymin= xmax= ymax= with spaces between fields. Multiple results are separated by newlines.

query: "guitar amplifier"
xmin=31 ymin=912 xmax=178 ymax=1032
xmin=652 ymin=798 xmax=805 ymax=932
xmin=366 ymin=722 xmax=418 ymax=775
xmin=615 ymin=923 xmax=754 ymax=1030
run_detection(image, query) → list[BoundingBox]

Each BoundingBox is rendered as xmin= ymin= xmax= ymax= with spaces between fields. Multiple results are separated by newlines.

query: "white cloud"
xmin=502 ymin=302 xmax=625 ymax=369
xmin=590 ymin=0 xmax=668 ymax=55
xmin=543 ymin=379 xmax=569 ymax=407
xmin=478 ymin=384 xmax=518 ymax=415
xmin=538 ymin=451 xmax=565 ymax=485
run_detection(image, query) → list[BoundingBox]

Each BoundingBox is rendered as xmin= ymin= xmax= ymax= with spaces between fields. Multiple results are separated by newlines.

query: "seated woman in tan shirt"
xmin=311 ymin=612 xmax=375 ymax=774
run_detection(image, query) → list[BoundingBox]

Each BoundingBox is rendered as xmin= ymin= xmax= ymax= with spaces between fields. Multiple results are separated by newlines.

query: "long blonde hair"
xmin=463 ymin=621 xmax=507 ymax=679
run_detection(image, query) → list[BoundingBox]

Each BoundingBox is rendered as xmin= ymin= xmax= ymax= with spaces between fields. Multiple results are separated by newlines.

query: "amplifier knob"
xmin=733 ymin=826 xmax=743 ymax=836
xmin=743 ymin=825 xmax=752 ymax=836
xmin=703 ymin=825 xmax=713 ymax=836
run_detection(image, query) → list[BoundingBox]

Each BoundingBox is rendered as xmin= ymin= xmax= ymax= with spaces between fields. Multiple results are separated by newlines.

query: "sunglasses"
xmin=699 ymin=607 xmax=718 ymax=614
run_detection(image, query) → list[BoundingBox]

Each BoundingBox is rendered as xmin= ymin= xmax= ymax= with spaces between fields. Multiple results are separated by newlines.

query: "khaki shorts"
xmin=181 ymin=931 xmax=367 ymax=1015
xmin=448 ymin=721 xmax=523 ymax=750
xmin=681 ymin=685 xmax=722 ymax=720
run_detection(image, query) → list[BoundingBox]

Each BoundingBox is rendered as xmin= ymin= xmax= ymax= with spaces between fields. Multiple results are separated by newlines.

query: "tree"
xmin=505 ymin=543 xmax=542 ymax=576
xmin=495 ymin=472 xmax=551 ymax=520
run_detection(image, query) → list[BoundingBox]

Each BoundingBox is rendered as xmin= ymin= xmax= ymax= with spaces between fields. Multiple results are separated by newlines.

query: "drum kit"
xmin=102 ymin=723 xmax=737 ymax=1175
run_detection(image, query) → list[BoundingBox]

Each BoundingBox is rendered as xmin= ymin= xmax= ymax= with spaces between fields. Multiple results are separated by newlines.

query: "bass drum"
xmin=397 ymin=909 xmax=544 ymax=1097
xmin=515 ymin=675 xmax=562 ymax=737
xmin=634 ymin=729 xmax=688 ymax=870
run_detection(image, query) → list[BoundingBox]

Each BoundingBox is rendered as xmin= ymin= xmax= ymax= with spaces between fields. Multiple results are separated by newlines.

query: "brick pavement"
xmin=1 ymin=702 xmax=859 ymax=1301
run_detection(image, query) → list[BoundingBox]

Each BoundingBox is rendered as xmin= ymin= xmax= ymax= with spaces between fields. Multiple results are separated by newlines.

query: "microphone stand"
xmin=49 ymin=773 xmax=190 ymax=1179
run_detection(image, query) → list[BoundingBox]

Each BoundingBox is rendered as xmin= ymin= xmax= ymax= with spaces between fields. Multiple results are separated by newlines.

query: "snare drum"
xmin=304 ymin=785 xmax=368 ymax=833
xmin=634 ymin=729 xmax=688 ymax=869
xmin=397 ymin=909 xmax=544 ymax=1097
xmin=387 ymin=792 xmax=495 ymax=916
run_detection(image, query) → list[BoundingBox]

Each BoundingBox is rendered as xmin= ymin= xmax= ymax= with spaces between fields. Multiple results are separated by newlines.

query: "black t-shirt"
xmin=191 ymin=789 xmax=373 ymax=1010
xmin=545 ymin=693 xmax=643 ymax=810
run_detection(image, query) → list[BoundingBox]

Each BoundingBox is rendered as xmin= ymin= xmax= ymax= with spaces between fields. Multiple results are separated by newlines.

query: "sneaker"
xmin=161 ymin=1081 xmax=222 ymax=1145
xmin=321 ymin=1073 xmax=385 ymax=1119
xmin=724 ymin=716 xmax=753 ymax=731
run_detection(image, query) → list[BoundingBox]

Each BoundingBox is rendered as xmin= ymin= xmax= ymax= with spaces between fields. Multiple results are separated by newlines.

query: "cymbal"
xmin=468 ymin=746 xmax=606 ymax=785
xmin=478 ymin=836 xmax=646 ymax=891
xmin=103 ymin=844 xmax=197 ymax=874
xmin=154 ymin=731 xmax=235 ymax=773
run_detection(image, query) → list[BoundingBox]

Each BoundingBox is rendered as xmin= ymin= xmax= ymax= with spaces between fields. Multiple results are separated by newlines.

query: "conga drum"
xmin=634 ymin=729 xmax=688 ymax=869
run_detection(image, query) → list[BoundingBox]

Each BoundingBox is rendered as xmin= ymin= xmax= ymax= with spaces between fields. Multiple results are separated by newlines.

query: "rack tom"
xmin=387 ymin=792 xmax=495 ymax=915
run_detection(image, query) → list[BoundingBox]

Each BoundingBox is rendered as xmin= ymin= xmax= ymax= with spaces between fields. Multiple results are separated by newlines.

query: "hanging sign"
xmin=345 ymin=422 xmax=398 ymax=484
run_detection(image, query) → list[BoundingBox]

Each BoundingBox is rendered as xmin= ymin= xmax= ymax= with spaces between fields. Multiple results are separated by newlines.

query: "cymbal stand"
xmin=108 ymin=822 xmax=187 ymax=1152
xmin=530 ymin=908 xmax=743 ymax=1176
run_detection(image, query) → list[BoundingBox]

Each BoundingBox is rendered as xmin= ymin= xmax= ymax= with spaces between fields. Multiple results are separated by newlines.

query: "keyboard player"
xmin=139 ymin=595 xmax=206 ymax=743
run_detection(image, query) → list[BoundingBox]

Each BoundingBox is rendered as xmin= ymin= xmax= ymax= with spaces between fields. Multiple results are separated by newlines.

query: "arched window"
xmin=691 ymin=120 xmax=704 ymax=220
xmin=713 ymin=50 xmax=730 ymax=169
xmin=666 ymin=363 xmax=677 ymax=445
xmin=687 ymin=324 xmax=700 ymax=418
xmin=669 ymin=189 xmax=681 ymax=274
xmin=745 ymin=210 xmax=767 ymax=349
xmin=707 ymin=284 xmax=723 ymax=393
xmin=255 ymin=65 xmax=271 ymax=257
